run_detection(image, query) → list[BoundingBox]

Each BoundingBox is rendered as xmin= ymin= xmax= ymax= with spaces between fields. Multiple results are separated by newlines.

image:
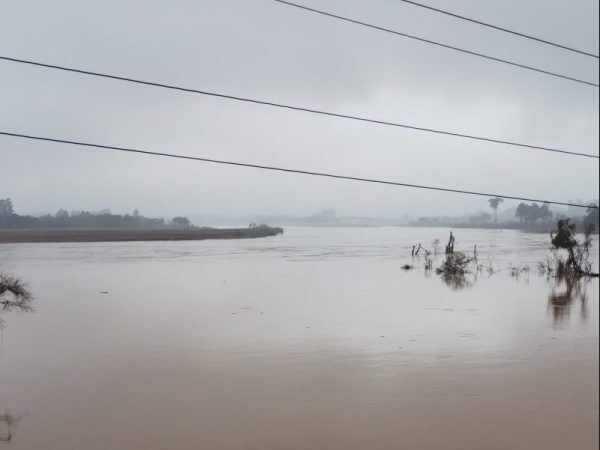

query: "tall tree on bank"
xmin=0 ymin=198 xmax=14 ymax=216
xmin=488 ymin=197 xmax=504 ymax=227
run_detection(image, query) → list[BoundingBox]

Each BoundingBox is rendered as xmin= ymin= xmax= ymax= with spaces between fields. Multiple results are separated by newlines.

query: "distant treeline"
xmin=0 ymin=198 xmax=192 ymax=229
xmin=411 ymin=200 xmax=599 ymax=232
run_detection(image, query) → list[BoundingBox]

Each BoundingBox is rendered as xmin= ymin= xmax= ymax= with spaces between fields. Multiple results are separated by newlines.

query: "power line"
xmin=1 ymin=131 xmax=597 ymax=209
xmin=1 ymin=56 xmax=597 ymax=160
xmin=397 ymin=0 xmax=599 ymax=59
xmin=273 ymin=0 xmax=599 ymax=88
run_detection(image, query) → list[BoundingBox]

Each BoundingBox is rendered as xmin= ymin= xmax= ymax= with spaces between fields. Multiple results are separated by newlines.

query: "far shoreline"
xmin=0 ymin=226 xmax=284 ymax=244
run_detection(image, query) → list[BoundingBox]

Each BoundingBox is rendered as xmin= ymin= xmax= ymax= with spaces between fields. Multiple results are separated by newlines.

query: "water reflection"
xmin=419 ymin=251 xmax=592 ymax=328
xmin=547 ymin=277 xmax=589 ymax=327
xmin=0 ymin=412 xmax=24 ymax=443
xmin=429 ymin=260 xmax=592 ymax=327
xmin=438 ymin=271 xmax=475 ymax=290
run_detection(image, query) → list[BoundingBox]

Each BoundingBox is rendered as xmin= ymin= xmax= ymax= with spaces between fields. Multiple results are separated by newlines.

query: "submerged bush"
xmin=548 ymin=219 xmax=597 ymax=278
xmin=435 ymin=252 xmax=471 ymax=276
xmin=434 ymin=251 xmax=475 ymax=290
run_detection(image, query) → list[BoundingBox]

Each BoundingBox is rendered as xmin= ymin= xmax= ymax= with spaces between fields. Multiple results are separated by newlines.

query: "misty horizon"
xmin=8 ymin=199 xmax=598 ymax=225
xmin=1 ymin=0 xmax=598 ymax=217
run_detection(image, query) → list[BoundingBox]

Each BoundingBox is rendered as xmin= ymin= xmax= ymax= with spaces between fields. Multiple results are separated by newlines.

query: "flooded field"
xmin=0 ymin=227 xmax=598 ymax=450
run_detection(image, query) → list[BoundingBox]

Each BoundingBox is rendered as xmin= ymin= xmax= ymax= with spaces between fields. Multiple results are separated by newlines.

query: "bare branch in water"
xmin=0 ymin=273 xmax=33 ymax=313
xmin=0 ymin=272 xmax=34 ymax=328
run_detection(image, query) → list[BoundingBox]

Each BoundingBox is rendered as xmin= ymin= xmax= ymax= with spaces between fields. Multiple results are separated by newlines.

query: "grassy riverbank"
xmin=0 ymin=226 xmax=284 ymax=243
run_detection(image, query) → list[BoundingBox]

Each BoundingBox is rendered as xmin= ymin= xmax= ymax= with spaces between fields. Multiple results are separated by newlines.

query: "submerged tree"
xmin=488 ymin=197 xmax=504 ymax=226
xmin=445 ymin=232 xmax=455 ymax=254
xmin=549 ymin=219 xmax=597 ymax=278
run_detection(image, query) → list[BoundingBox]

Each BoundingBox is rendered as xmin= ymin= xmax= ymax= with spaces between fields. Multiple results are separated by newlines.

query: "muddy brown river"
xmin=0 ymin=227 xmax=598 ymax=449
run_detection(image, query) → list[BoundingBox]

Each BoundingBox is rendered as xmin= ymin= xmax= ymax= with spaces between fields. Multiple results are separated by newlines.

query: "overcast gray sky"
xmin=1 ymin=0 xmax=598 ymax=218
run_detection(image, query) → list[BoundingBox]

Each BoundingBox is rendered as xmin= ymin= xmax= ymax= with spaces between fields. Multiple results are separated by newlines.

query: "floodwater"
xmin=0 ymin=227 xmax=598 ymax=450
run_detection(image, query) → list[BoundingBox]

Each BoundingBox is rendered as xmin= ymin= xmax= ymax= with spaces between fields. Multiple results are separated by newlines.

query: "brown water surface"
xmin=0 ymin=227 xmax=598 ymax=449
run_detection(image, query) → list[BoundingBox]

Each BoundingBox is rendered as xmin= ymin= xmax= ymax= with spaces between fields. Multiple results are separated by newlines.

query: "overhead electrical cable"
xmin=0 ymin=56 xmax=597 ymax=159
xmin=396 ymin=0 xmax=599 ymax=59
xmin=1 ymin=131 xmax=597 ymax=209
xmin=273 ymin=0 xmax=599 ymax=87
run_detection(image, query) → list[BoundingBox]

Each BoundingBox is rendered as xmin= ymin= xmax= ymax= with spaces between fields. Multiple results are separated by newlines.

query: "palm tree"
xmin=488 ymin=197 xmax=504 ymax=227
